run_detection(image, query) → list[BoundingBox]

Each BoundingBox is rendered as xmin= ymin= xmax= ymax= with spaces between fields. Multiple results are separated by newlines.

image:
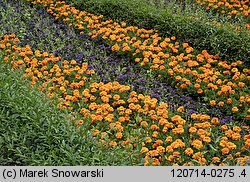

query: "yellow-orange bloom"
xmin=189 ymin=127 xmax=197 ymax=133
xmin=212 ymin=157 xmax=220 ymax=163
xmin=165 ymin=136 xmax=172 ymax=142
xmin=140 ymin=147 xmax=149 ymax=153
xmin=232 ymin=106 xmax=239 ymax=113
xmin=115 ymin=132 xmax=123 ymax=139
xmin=210 ymin=100 xmax=216 ymax=106
xmin=191 ymin=139 xmax=203 ymax=149
xmin=221 ymin=147 xmax=230 ymax=154
xmin=184 ymin=148 xmax=194 ymax=156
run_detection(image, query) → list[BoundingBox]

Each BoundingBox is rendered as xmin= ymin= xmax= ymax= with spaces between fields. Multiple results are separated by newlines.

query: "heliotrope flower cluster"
xmin=1 ymin=34 xmax=249 ymax=166
xmin=26 ymin=0 xmax=250 ymax=123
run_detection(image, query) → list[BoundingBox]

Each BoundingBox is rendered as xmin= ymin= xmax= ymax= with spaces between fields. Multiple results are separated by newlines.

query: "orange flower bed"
xmin=1 ymin=33 xmax=249 ymax=166
xmin=196 ymin=0 xmax=250 ymax=32
xmin=25 ymin=0 xmax=250 ymax=122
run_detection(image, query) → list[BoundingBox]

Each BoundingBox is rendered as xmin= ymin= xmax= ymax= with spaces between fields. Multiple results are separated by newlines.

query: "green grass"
xmin=0 ymin=53 xmax=140 ymax=166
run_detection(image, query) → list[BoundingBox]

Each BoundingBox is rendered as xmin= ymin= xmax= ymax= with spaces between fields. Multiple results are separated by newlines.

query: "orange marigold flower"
xmin=152 ymin=158 xmax=160 ymax=166
xmin=218 ymin=101 xmax=224 ymax=107
xmin=227 ymin=98 xmax=232 ymax=105
xmin=151 ymin=124 xmax=160 ymax=131
xmin=134 ymin=58 xmax=141 ymax=63
xmin=210 ymin=100 xmax=216 ymax=106
xmin=171 ymin=127 xmax=184 ymax=135
xmin=232 ymin=126 xmax=241 ymax=133
xmin=167 ymin=155 xmax=174 ymax=162
xmin=245 ymin=139 xmax=250 ymax=148
xmin=189 ymin=127 xmax=197 ymax=133
xmin=232 ymin=106 xmax=239 ymax=113
xmin=92 ymin=129 xmax=99 ymax=136
xmin=226 ymin=142 xmax=236 ymax=150
xmin=221 ymin=125 xmax=228 ymax=131
xmin=191 ymin=139 xmax=203 ymax=149
xmin=225 ymin=129 xmax=234 ymax=138
xmin=175 ymin=75 xmax=182 ymax=81
xmin=212 ymin=157 xmax=220 ymax=163
xmin=140 ymin=147 xmax=149 ymax=153
xmin=231 ymin=133 xmax=241 ymax=140
xmin=113 ymin=94 xmax=120 ymax=100
xmin=156 ymin=146 xmax=165 ymax=153
xmin=238 ymin=82 xmax=245 ymax=88
xmin=184 ymin=148 xmax=194 ymax=156
xmin=197 ymin=88 xmax=203 ymax=94
xmin=182 ymin=43 xmax=189 ymax=49
xmin=211 ymin=117 xmax=220 ymax=125
xmin=111 ymin=43 xmax=120 ymax=52
xmin=221 ymin=147 xmax=230 ymax=154
xmin=165 ymin=136 xmax=172 ymax=143
xmin=152 ymin=131 xmax=158 ymax=138
xmin=140 ymin=121 xmax=148 ymax=128
xmin=109 ymin=141 xmax=117 ymax=147
xmin=77 ymin=120 xmax=84 ymax=125
xmin=145 ymin=136 xmax=152 ymax=144
xmin=177 ymin=106 xmax=185 ymax=112
xmin=194 ymin=83 xmax=200 ymax=89
xmin=166 ymin=146 xmax=174 ymax=153
xmin=173 ymin=151 xmax=180 ymax=157
xmin=115 ymin=132 xmax=123 ymax=139
xmin=203 ymin=136 xmax=211 ymax=143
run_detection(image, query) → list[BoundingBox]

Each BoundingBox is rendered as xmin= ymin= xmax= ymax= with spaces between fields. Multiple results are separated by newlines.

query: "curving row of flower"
xmin=195 ymin=0 xmax=250 ymax=31
xmin=26 ymin=0 xmax=250 ymax=123
xmin=1 ymin=33 xmax=249 ymax=166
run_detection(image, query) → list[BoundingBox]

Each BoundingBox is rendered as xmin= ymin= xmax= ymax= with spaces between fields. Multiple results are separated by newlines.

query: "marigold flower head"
xmin=189 ymin=127 xmax=197 ymax=133
xmin=232 ymin=106 xmax=239 ymax=113
xmin=115 ymin=132 xmax=123 ymax=139
xmin=140 ymin=147 xmax=149 ymax=153
xmin=227 ymin=98 xmax=233 ymax=105
xmin=210 ymin=100 xmax=216 ymax=106
xmin=177 ymin=106 xmax=185 ymax=112
xmin=203 ymin=136 xmax=211 ymax=143
xmin=152 ymin=131 xmax=158 ymax=138
xmin=212 ymin=157 xmax=220 ymax=163
xmin=145 ymin=136 xmax=152 ymax=144
xmin=184 ymin=148 xmax=194 ymax=156
xmin=156 ymin=146 xmax=165 ymax=153
xmin=245 ymin=139 xmax=250 ymax=148
xmin=166 ymin=146 xmax=174 ymax=153
xmin=221 ymin=125 xmax=228 ymax=131
xmin=92 ymin=129 xmax=99 ymax=136
xmin=167 ymin=155 xmax=174 ymax=162
xmin=197 ymin=88 xmax=203 ymax=94
xmin=109 ymin=141 xmax=117 ymax=148
xmin=191 ymin=139 xmax=203 ymax=149
xmin=140 ymin=121 xmax=148 ymax=128
xmin=221 ymin=147 xmax=230 ymax=154
xmin=231 ymin=133 xmax=241 ymax=140
xmin=165 ymin=136 xmax=172 ymax=143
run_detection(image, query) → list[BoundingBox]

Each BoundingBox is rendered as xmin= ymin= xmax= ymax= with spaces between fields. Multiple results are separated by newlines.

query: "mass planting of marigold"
xmin=24 ymin=0 xmax=250 ymax=123
xmin=1 ymin=34 xmax=249 ymax=166
xmin=196 ymin=0 xmax=250 ymax=32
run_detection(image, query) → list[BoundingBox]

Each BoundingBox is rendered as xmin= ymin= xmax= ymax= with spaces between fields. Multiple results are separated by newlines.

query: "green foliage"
xmin=68 ymin=0 xmax=250 ymax=65
xmin=0 ymin=54 xmax=138 ymax=166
